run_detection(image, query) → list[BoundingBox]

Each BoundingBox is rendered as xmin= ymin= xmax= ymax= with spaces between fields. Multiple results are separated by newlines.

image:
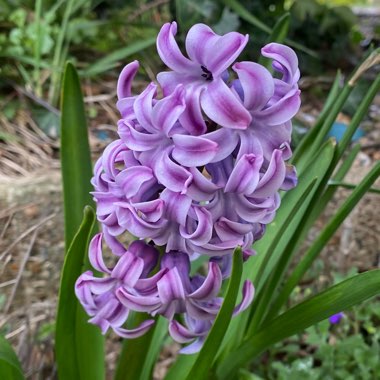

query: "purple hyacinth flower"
xmin=77 ymin=21 xmax=302 ymax=353
xmin=329 ymin=312 xmax=344 ymax=324
xmin=156 ymin=22 xmax=251 ymax=132
xmin=75 ymin=233 xmax=165 ymax=338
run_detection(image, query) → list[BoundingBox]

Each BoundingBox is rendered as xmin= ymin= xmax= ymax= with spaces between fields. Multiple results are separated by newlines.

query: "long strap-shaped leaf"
xmin=58 ymin=62 xmax=104 ymax=379
xmin=60 ymin=62 xmax=94 ymax=251
xmin=217 ymin=269 xmax=380 ymax=379
xmin=269 ymin=161 xmax=380 ymax=316
xmin=0 ymin=335 xmax=24 ymax=380
xmin=291 ymin=71 xmax=342 ymax=165
xmin=184 ymin=248 xmax=244 ymax=380
xmin=56 ymin=207 xmax=104 ymax=380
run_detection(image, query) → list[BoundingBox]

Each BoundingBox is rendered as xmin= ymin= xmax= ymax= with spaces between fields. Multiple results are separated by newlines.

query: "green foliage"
xmin=251 ymin=297 xmax=380 ymax=380
xmin=57 ymin=62 xmax=105 ymax=379
xmin=0 ymin=335 xmax=24 ymax=380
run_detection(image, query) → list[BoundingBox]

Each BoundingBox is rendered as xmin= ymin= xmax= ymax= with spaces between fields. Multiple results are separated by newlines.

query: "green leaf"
xmin=55 ymin=207 xmax=104 ymax=380
xmin=0 ymin=335 xmax=24 ymax=380
xmin=245 ymin=178 xmax=317 ymax=334
xmin=218 ymin=269 xmax=380 ymax=379
xmin=291 ymin=70 xmax=342 ymax=165
xmin=58 ymin=61 xmax=105 ymax=379
xmin=114 ymin=315 xmax=167 ymax=380
xmin=185 ymin=248 xmax=244 ymax=380
xmin=60 ymin=62 xmax=94 ymax=251
xmin=271 ymin=161 xmax=380 ymax=313
xmin=139 ymin=317 xmax=168 ymax=380
xmin=337 ymin=74 xmax=380 ymax=159
xmin=82 ymin=37 xmax=156 ymax=77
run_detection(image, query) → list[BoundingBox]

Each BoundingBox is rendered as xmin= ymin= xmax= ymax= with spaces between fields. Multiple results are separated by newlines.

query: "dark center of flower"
xmin=201 ymin=65 xmax=213 ymax=81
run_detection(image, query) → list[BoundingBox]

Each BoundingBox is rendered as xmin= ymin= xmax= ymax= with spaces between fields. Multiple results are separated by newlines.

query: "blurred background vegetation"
xmin=0 ymin=0 xmax=379 ymax=379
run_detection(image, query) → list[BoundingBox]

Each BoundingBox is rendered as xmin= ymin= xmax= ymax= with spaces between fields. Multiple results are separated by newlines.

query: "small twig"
xmin=5 ymin=314 xmax=46 ymax=339
xmin=84 ymin=92 xmax=117 ymax=103
xmin=0 ymin=202 xmax=42 ymax=220
xmin=4 ymin=229 xmax=38 ymax=314
xmin=12 ymin=83 xmax=60 ymax=116
xmin=0 ymin=214 xmax=55 ymax=261
xmin=0 ymin=214 xmax=13 ymax=240
xmin=0 ymin=279 xmax=17 ymax=288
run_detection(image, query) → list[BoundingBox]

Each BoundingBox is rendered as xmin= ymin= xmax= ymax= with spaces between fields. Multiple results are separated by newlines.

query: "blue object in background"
xmin=327 ymin=122 xmax=365 ymax=142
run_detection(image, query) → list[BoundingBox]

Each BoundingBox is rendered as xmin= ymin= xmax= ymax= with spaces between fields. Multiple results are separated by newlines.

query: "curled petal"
xmin=225 ymin=154 xmax=263 ymax=194
xmin=186 ymin=167 xmax=220 ymax=202
xmin=157 ymin=22 xmax=198 ymax=73
xmin=180 ymin=337 xmax=206 ymax=354
xmin=116 ymin=97 xmax=136 ymax=119
xmin=75 ymin=271 xmax=107 ymax=309
xmin=89 ymin=233 xmax=111 ymax=274
xmin=180 ymin=207 xmax=213 ymax=246
xmin=255 ymin=149 xmax=286 ymax=197
xmin=206 ymin=128 xmax=239 ymax=163
xmin=172 ymin=134 xmax=218 ymax=167
xmin=185 ymin=23 xmax=216 ymax=66
xmin=169 ymin=320 xmax=200 ymax=343
xmin=157 ymin=71 xmax=191 ymax=96
xmin=233 ymin=281 xmax=255 ymax=315
xmin=261 ymin=43 xmax=300 ymax=85
xmin=201 ymin=78 xmax=251 ymax=129
xmin=114 ymin=319 xmax=155 ymax=339
xmin=233 ymin=61 xmax=274 ymax=110
xmin=179 ymin=86 xmax=208 ymax=135
xmin=135 ymin=269 xmax=168 ymax=294
xmin=160 ymin=188 xmax=192 ymax=226
xmin=281 ymin=164 xmax=298 ymax=190
xmin=251 ymin=121 xmax=291 ymax=161
xmin=118 ymin=122 xmax=162 ymax=151
xmin=103 ymin=228 xmax=126 ymax=256
xmin=101 ymin=139 xmax=128 ymax=178
xmin=133 ymin=83 xmax=157 ymax=133
xmin=214 ymin=218 xmax=253 ymax=241
xmin=189 ymin=262 xmax=222 ymax=301
xmin=152 ymin=85 xmax=186 ymax=135
xmin=128 ymin=240 xmax=160 ymax=276
xmin=154 ymin=150 xmax=193 ymax=194
xmin=186 ymin=24 xmax=248 ymax=76
xmin=86 ymin=276 xmax=116 ymax=295
xmin=235 ymin=194 xmax=278 ymax=223
xmin=133 ymin=199 xmax=165 ymax=223
xmin=255 ymin=88 xmax=301 ymax=126
xmin=195 ymin=239 xmax=243 ymax=257
xmin=115 ymin=166 xmax=155 ymax=199
xmin=112 ymin=253 xmax=144 ymax=287
xmin=115 ymin=202 xmax=166 ymax=238
xmin=117 ymin=60 xmax=139 ymax=99
xmin=157 ymin=268 xmax=186 ymax=304
xmin=116 ymin=287 xmax=161 ymax=312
